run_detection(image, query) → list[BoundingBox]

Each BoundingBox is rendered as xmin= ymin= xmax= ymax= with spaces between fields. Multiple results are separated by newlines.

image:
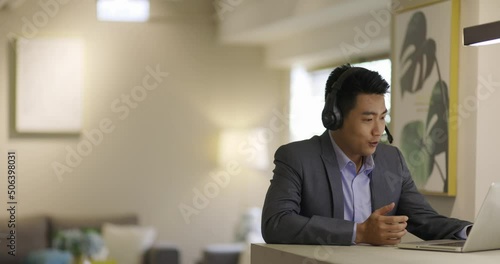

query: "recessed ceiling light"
xmin=97 ymin=0 xmax=150 ymax=22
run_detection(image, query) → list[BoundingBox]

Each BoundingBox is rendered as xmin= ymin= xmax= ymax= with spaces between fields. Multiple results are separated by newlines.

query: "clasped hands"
xmin=355 ymin=202 xmax=408 ymax=245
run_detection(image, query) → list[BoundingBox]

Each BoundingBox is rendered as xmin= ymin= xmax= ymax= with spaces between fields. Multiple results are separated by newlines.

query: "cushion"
xmin=101 ymin=223 xmax=157 ymax=264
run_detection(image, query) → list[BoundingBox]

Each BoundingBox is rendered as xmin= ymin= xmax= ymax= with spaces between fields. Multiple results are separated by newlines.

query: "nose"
xmin=373 ymin=119 xmax=385 ymax=137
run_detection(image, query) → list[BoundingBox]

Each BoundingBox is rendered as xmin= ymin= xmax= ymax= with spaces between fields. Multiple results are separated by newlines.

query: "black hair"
xmin=324 ymin=63 xmax=389 ymax=119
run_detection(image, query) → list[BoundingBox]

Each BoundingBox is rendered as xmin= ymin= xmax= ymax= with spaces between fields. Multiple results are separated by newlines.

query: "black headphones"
xmin=321 ymin=67 xmax=393 ymax=144
xmin=322 ymin=67 xmax=362 ymax=131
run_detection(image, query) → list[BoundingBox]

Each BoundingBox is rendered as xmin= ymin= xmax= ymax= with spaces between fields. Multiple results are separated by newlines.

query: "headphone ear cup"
xmin=322 ymin=67 xmax=361 ymax=131
xmin=322 ymin=93 xmax=341 ymax=130
xmin=330 ymin=95 xmax=342 ymax=130
xmin=321 ymin=94 xmax=335 ymax=129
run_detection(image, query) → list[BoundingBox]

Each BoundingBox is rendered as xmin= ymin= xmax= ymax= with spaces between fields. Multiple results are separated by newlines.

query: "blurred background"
xmin=1 ymin=0 xmax=499 ymax=263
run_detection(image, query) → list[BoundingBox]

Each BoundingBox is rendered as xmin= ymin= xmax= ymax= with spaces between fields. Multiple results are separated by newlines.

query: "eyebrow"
xmin=361 ymin=109 xmax=388 ymax=116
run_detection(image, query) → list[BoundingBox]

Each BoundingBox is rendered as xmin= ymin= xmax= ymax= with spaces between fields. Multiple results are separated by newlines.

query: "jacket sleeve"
xmin=394 ymin=148 xmax=472 ymax=240
xmin=261 ymin=145 xmax=354 ymax=245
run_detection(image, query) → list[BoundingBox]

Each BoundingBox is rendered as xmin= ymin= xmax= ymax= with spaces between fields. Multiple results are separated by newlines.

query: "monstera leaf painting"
xmin=400 ymin=121 xmax=433 ymax=188
xmin=399 ymin=12 xmax=437 ymax=96
xmin=399 ymin=11 xmax=449 ymax=192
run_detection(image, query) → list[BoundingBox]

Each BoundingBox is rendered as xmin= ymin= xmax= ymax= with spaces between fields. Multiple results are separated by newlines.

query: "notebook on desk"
xmin=397 ymin=182 xmax=500 ymax=253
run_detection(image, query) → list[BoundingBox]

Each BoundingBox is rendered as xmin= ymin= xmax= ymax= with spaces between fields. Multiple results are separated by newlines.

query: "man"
xmin=261 ymin=64 xmax=471 ymax=245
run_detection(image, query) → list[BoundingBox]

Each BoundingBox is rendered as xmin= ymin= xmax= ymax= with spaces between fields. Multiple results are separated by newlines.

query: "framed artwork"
xmin=15 ymin=37 xmax=83 ymax=134
xmin=391 ymin=0 xmax=460 ymax=196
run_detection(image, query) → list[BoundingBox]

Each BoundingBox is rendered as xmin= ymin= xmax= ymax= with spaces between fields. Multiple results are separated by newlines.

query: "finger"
xmin=373 ymin=202 xmax=395 ymax=215
xmin=379 ymin=222 xmax=407 ymax=233
xmin=381 ymin=215 xmax=409 ymax=224
xmin=385 ymin=223 xmax=408 ymax=232
xmin=381 ymin=236 xmax=403 ymax=245
xmin=391 ymin=229 xmax=407 ymax=239
xmin=383 ymin=229 xmax=407 ymax=240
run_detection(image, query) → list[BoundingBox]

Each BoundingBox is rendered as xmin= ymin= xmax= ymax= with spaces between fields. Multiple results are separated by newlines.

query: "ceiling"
xmin=217 ymin=0 xmax=390 ymax=44
xmin=1 ymin=0 xmax=394 ymax=68
xmin=216 ymin=0 xmax=393 ymax=68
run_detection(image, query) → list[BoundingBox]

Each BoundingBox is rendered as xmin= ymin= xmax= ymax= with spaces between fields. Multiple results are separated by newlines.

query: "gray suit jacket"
xmin=262 ymin=131 xmax=471 ymax=245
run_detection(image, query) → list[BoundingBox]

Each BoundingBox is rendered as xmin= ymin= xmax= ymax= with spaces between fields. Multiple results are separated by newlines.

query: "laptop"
xmin=397 ymin=182 xmax=500 ymax=252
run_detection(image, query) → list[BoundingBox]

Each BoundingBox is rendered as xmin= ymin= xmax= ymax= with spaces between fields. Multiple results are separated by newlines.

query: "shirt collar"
xmin=328 ymin=131 xmax=375 ymax=174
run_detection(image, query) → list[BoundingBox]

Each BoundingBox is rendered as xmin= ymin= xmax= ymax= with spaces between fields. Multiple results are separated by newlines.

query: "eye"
xmin=363 ymin=118 xmax=373 ymax=122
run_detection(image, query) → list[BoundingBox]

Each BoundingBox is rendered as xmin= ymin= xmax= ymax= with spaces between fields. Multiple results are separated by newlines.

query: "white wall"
xmin=0 ymin=1 xmax=285 ymax=264
xmin=448 ymin=0 xmax=478 ymax=221
xmin=475 ymin=0 xmax=500 ymax=215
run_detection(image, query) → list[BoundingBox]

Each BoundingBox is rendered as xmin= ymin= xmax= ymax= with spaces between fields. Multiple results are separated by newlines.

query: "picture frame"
xmin=391 ymin=0 xmax=460 ymax=196
xmin=15 ymin=37 xmax=83 ymax=134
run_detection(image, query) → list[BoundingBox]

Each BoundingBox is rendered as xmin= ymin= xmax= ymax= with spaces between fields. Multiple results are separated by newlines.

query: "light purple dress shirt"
xmin=329 ymin=134 xmax=374 ymax=243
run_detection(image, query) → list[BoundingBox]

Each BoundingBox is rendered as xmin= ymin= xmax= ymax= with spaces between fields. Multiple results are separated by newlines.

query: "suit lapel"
xmin=370 ymin=151 xmax=394 ymax=214
xmin=319 ymin=131 xmax=344 ymax=219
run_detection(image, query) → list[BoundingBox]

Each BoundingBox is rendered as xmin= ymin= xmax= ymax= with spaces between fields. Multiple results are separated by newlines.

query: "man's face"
xmin=333 ymin=93 xmax=387 ymax=161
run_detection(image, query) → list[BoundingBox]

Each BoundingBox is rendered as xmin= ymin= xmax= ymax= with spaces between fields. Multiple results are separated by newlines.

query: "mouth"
xmin=369 ymin=141 xmax=378 ymax=148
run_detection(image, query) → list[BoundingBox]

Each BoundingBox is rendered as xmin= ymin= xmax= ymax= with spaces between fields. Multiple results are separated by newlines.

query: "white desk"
xmin=251 ymin=243 xmax=500 ymax=264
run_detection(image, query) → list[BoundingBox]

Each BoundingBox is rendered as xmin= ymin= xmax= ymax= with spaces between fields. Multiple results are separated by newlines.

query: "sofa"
xmin=0 ymin=214 xmax=179 ymax=264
